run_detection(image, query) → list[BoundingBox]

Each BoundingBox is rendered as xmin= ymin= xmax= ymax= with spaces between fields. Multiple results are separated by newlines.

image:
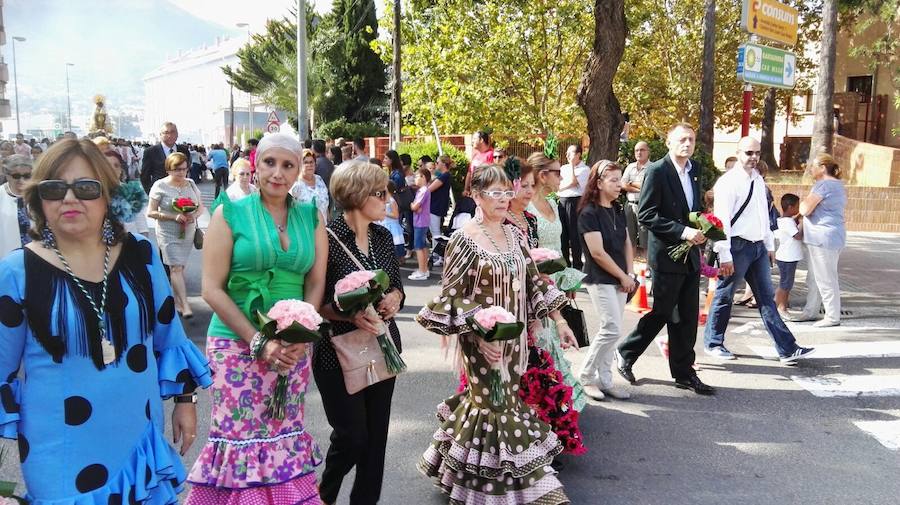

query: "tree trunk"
xmin=810 ymin=0 xmax=837 ymax=157
xmin=760 ymin=87 xmax=779 ymax=170
xmin=698 ymin=0 xmax=716 ymax=153
xmin=577 ymin=0 xmax=627 ymax=164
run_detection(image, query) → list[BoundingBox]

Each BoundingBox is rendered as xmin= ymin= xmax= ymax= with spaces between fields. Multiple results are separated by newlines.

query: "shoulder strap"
xmin=730 ymin=179 xmax=755 ymax=227
xmin=326 ymin=227 xmax=367 ymax=271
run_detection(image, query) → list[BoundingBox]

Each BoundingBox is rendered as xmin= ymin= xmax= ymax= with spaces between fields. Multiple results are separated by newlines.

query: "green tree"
xmin=332 ymin=0 xmax=387 ymax=122
xmin=377 ymin=0 xmax=593 ymax=137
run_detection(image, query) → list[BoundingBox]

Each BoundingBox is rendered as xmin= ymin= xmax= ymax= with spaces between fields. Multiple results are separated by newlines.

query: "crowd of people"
xmin=0 ymin=119 xmax=847 ymax=505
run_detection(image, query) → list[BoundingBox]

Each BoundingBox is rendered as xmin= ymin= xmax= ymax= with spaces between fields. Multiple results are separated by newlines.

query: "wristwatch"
xmin=174 ymin=393 xmax=197 ymax=404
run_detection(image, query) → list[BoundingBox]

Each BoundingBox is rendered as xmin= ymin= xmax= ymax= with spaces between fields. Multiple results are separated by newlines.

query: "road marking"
xmin=854 ymin=420 xmax=900 ymax=450
xmin=790 ymin=374 xmax=900 ymax=398
xmin=749 ymin=340 xmax=900 ymax=360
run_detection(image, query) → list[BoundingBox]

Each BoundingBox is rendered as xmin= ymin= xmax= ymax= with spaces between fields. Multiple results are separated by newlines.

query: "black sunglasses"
xmin=743 ymin=150 xmax=761 ymax=156
xmin=369 ymin=190 xmax=388 ymax=201
xmin=38 ymin=179 xmax=103 ymax=201
xmin=7 ymin=173 xmax=31 ymax=180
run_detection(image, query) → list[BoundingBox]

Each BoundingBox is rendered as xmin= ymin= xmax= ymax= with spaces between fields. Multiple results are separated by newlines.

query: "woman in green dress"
xmin=186 ymin=133 xmax=328 ymax=504
xmin=526 ymin=152 xmax=588 ymax=410
xmin=417 ymin=164 xmax=570 ymax=504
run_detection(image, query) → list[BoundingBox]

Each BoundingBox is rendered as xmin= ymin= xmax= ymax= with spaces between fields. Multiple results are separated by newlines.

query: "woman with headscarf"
xmin=186 ymin=133 xmax=328 ymax=504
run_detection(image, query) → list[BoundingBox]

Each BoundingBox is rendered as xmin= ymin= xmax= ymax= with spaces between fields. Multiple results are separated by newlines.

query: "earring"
xmin=102 ymin=217 xmax=115 ymax=245
xmin=41 ymin=224 xmax=56 ymax=249
xmin=474 ymin=207 xmax=484 ymax=224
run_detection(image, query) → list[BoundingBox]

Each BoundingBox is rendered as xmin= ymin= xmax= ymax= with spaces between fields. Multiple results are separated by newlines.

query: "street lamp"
xmin=12 ymin=36 xmax=25 ymax=135
xmin=236 ymin=23 xmax=253 ymax=138
xmin=65 ymin=63 xmax=74 ymax=132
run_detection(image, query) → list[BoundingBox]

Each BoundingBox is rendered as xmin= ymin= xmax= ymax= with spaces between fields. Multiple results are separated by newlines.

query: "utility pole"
xmin=297 ymin=0 xmax=309 ymax=141
xmin=65 ymin=63 xmax=74 ymax=132
xmin=12 ymin=37 xmax=25 ymax=135
xmin=389 ymin=0 xmax=402 ymax=148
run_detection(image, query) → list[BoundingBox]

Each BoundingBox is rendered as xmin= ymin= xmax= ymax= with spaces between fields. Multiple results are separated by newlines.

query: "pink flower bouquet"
xmin=334 ymin=269 xmax=406 ymax=375
xmin=530 ymin=248 xmax=567 ymax=275
xmin=700 ymin=263 xmax=720 ymax=279
xmin=256 ymin=299 xmax=327 ymax=419
xmin=466 ymin=306 xmax=525 ymax=406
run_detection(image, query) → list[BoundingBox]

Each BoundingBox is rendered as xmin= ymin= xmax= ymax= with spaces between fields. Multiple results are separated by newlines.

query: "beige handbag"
xmin=326 ymin=228 xmax=398 ymax=395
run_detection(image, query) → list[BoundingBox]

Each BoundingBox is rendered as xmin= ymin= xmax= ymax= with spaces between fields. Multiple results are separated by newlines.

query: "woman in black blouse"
xmin=315 ymin=160 xmax=405 ymax=505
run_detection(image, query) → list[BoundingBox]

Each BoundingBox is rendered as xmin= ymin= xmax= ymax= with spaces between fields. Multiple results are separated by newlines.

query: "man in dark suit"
xmin=140 ymin=122 xmax=189 ymax=194
xmin=616 ymin=123 xmax=715 ymax=394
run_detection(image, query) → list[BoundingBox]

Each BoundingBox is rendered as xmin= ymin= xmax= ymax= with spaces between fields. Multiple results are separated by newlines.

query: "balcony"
xmin=0 ymin=98 xmax=11 ymax=118
xmin=0 ymin=63 xmax=7 ymax=83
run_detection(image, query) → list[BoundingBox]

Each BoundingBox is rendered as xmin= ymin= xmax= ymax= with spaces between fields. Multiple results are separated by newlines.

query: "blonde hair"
xmin=230 ymin=158 xmax=252 ymax=181
xmin=23 ymin=139 xmax=125 ymax=242
xmin=813 ymin=153 xmax=841 ymax=179
xmin=165 ymin=152 xmax=188 ymax=172
xmin=329 ymin=161 xmax=388 ymax=210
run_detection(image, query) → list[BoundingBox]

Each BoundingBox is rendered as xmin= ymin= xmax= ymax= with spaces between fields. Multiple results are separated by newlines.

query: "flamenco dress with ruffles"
xmin=0 ymin=234 xmax=212 ymax=505
xmin=186 ymin=194 xmax=323 ymax=505
xmin=416 ymin=226 xmax=570 ymax=504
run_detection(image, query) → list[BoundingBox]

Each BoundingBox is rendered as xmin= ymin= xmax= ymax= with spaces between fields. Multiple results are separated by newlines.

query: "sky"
xmin=1 ymin=0 xmax=336 ymax=133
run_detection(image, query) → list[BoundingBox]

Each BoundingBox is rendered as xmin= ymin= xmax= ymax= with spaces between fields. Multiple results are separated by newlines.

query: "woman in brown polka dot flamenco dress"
xmin=416 ymin=165 xmax=570 ymax=504
xmin=0 ymin=139 xmax=211 ymax=504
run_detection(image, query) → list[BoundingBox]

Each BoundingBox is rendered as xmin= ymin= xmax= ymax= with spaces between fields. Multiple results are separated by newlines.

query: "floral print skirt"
xmin=186 ymin=337 xmax=323 ymax=505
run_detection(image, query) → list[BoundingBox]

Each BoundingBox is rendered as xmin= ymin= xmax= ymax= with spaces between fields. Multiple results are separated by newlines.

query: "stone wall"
xmin=769 ymin=183 xmax=900 ymax=233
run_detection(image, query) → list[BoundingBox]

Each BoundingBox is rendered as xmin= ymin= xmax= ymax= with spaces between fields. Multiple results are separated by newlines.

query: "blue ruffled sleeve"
xmin=144 ymin=239 xmax=212 ymax=398
xmin=0 ymin=250 xmax=26 ymax=439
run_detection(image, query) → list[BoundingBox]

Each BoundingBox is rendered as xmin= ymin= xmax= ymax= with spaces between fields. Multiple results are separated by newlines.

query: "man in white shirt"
xmin=558 ymin=144 xmax=589 ymax=269
xmin=703 ymin=137 xmax=813 ymax=365
xmin=623 ymin=141 xmax=651 ymax=257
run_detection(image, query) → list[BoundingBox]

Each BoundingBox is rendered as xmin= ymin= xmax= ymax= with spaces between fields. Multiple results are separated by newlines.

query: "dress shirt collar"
xmin=669 ymin=154 xmax=692 ymax=175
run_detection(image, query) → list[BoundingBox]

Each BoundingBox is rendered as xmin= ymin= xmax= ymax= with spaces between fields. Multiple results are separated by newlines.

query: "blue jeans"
xmin=704 ymin=237 xmax=798 ymax=358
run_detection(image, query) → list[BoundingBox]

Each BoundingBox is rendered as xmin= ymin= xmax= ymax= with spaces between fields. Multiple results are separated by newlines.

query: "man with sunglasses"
xmin=140 ymin=122 xmax=189 ymax=194
xmin=703 ymin=137 xmax=814 ymax=365
xmin=0 ymin=155 xmax=33 ymax=256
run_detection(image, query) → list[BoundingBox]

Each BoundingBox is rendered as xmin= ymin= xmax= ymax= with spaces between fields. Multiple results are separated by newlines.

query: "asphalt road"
xmin=2 ymin=181 xmax=898 ymax=504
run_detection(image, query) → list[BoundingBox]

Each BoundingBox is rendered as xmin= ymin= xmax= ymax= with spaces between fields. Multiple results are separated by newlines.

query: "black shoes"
xmin=615 ymin=350 xmax=636 ymax=384
xmin=674 ymin=375 xmax=715 ymax=395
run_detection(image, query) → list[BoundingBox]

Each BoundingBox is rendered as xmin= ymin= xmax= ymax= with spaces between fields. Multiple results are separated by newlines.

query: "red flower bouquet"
xmin=668 ymin=212 xmax=726 ymax=263
xmin=172 ymin=197 xmax=198 ymax=239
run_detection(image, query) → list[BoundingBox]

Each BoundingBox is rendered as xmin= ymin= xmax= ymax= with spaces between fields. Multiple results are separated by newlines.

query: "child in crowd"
xmin=382 ymin=181 xmax=407 ymax=259
xmin=409 ymin=168 xmax=432 ymax=280
xmin=775 ymin=193 xmax=803 ymax=316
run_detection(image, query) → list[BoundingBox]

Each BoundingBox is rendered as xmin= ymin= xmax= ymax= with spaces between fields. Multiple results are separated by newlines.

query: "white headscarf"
xmin=255 ymin=133 xmax=302 ymax=164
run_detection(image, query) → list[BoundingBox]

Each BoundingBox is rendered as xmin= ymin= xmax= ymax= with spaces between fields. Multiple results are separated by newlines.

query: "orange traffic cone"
xmin=699 ymin=277 xmax=717 ymax=325
xmin=628 ymin=269 xmax=651 ymax=313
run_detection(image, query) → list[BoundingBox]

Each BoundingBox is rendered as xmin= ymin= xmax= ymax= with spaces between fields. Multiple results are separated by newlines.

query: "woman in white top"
xmin=224 ymin=158 xmax=257 ymax=202
xmin=0 ymin=155 xmax=33 ymax=257
xmin=290 ymin=148 xmax=329 ymax=221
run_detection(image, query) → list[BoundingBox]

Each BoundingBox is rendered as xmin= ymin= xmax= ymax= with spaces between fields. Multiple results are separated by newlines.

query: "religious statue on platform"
xmin=90 ymin=94 xmax=111 ymax=135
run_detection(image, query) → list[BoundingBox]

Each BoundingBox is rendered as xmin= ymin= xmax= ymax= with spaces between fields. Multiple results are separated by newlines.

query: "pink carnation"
xmin=700 ymin=264 xmax=720 ymax=278
xmin=473 ymin=306 xmax=516 ymax=329
xmin=530 ymin=248 xmax=561 ymax=262
xmin=335 ymin=271 xmax=376 ymax=295
xmin=266 ymin=299 xmax=323 ymax=331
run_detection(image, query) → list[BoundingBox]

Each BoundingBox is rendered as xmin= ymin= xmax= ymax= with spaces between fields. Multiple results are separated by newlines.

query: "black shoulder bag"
xmin=707 ymin=180 xmax=754 ymax=266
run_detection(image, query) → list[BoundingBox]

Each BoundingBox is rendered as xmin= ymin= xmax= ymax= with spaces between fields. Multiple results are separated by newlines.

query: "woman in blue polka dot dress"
xmin=0 ymin=139 xmax=212 ymax=504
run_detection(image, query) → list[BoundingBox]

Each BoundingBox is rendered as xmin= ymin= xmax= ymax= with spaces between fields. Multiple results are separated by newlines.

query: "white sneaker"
xmin=407 ymin=271 xmax=429 ymax=280
xmin=812 ymin=319 xmax=840 ymax=328
xmin=582 ymin=384 xmax=605 ymax=401
xmin=600 ymin=386 xmax=631 ymax=400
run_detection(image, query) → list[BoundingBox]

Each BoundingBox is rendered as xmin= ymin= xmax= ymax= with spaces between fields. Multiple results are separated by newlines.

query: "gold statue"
xmin=90 ymin=94 xmax=111 ymax=135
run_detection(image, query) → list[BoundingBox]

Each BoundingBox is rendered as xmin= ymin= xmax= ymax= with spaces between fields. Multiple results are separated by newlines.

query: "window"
xmin=847 ymin=75 xmax=874 ymax=103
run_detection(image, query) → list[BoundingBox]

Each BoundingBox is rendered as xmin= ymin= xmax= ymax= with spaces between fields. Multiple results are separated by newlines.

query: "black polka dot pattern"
xmin=64 ymin=396 xmax=92 ymax=426
xmin=145 ymin=399 xmax=151 ymax=420
xmin=175 ymin=369 xmax=197 ymax=393
xmin=128 ymin=487 xmax=138 ymax=505
xmin=0 ymin=384 xmax=19 ymax=414
xmin=0 ymin=296 xmax=23 ymax=328
xmin=17 ymin=433 xmax=28 ymax=463
xmin=157 ymin=296 xmax=175 ymax=325
xmin=108 ymin=493 xmax=122 ymax=505
xmin=126 ymin=344 xmax=148 ymax=373
xmin=317 ymin=217 xmax=404 ymax=371
xmin=145 ymin=465 xmax=152 ymax=486
xmin=6 ymin=371 xmax=17 ymax=383
xmin=137 ymin=239 xmax=153 ymax=265
xmin=75 ymin=463 xmax=108 ymax=493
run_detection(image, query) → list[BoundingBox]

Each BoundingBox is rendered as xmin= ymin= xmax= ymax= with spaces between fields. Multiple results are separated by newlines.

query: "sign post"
xmin=265 ymin=111 xmax=281 ymax=134
xmin=741 ymin=0 xmax=799 ymax=47
xmin=737 ymin=42 xmax=797 ymax=89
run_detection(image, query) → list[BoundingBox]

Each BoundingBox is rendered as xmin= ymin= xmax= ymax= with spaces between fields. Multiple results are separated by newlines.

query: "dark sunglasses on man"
xmin=37 ymin=179 xmax=103 ymax=201
xmin=6 ymin=173 xmax=31 ymax=180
